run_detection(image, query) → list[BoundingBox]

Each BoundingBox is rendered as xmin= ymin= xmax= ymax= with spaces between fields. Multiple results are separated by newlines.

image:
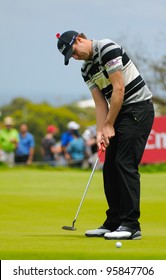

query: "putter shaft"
xmin=62 ymin=149 xmax=103 ymax=231
xmin=73 ymin=156 xmax=99 ymax=223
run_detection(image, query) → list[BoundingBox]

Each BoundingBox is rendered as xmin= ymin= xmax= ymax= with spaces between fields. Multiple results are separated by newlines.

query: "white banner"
xmin=1 ymin=260 xmax=166 ymax=280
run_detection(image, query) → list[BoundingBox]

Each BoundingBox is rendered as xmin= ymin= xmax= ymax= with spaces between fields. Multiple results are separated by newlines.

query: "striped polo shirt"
xmin=81 ymin=39 xmax=152 ymax=105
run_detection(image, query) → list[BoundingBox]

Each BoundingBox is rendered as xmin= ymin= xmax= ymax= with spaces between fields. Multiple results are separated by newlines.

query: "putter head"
xmin=62 ymin=219 xmax=76 ymax=231
xmin=62 ymin=225 xmax=76 ymax=231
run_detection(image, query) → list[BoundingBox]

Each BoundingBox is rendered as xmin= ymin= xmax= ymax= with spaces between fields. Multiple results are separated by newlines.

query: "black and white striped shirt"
xmin=81 ymin=39 xmax=152 ymax=105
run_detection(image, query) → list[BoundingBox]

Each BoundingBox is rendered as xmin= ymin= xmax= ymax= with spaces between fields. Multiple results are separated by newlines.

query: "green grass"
xmin=0 ymin=167 xmax=166 ymax=260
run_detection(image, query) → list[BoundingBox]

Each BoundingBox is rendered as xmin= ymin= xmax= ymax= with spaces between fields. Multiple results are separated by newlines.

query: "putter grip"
xmin=98 ymin=143 xmax=104 ymax=158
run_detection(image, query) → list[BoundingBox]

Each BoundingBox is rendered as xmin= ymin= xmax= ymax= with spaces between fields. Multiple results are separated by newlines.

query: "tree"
xmin=151 ymin=56 xmax=166 ymax=92
xmin=133 ymin=52 xmax=166 ymax=101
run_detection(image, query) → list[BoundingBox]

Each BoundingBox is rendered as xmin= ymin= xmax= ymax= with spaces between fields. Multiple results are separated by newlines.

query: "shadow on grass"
xmin=22 ymin=234 xmax=85 ymax=238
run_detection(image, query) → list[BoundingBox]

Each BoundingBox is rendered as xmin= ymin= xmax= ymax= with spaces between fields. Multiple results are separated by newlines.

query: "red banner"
xmin=141 ymin=116 xmax=166 ymax=164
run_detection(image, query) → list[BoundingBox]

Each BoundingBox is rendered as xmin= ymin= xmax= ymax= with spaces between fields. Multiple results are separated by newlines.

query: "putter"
xmin=62 ymin=146 xmax=104 ymax=231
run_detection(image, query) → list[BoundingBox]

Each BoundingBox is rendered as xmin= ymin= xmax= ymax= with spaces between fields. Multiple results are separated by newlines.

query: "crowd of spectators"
xmin=0 ymin=116 xmax=102 ymax=168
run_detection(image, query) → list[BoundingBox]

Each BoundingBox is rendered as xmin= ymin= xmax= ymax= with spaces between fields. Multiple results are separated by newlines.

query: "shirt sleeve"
xmin=101 ymin=45 xmax=123 ymax=74
xmin=29 ymin=134 xmax=35 ymax=148
xmin=100 ymin=41 xmax=123 ymax=75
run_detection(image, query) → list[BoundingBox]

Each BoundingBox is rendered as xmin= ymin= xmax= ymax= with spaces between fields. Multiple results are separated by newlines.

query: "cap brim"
xmin=64 ymin=47 xmax=74 ymax=65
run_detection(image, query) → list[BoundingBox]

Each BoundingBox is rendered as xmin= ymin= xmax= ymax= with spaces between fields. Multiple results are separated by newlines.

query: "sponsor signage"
xmin=141 ymin=116 xmax=166 ymax=163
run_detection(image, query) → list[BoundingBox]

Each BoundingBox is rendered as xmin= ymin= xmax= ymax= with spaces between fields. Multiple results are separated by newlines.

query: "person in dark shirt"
xmin=41 ymin=125 xmax=58 ymax=165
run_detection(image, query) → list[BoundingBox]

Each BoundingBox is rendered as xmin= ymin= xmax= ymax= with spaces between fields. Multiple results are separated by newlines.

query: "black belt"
xmin=123 ymin=99 xmax=152 ymax=107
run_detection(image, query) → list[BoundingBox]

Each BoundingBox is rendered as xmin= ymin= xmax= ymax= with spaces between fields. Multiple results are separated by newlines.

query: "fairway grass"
xmin=0 ymin=167 xmax=166 ymax=260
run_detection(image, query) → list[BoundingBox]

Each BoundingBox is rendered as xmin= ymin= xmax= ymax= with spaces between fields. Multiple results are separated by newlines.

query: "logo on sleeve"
xmin=106 ymin=58 xmax=120 ymax=67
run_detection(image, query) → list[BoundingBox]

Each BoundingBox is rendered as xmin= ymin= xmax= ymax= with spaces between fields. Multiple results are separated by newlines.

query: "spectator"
xmin=41 ymin=125 xmax=58 ymax=165
xmin=60 ymin=121 xmax=80 ymax=157
xmin=15 ymin=123 xmax=35 ymax=165
xmin=0 ymin=117 xmax=19 ymax=167
xmin=65 ymin=129 xmax=86 ymax=167
xmin=82 ymin=125 xmax=98 ymax=168
xmin=61 ymin=121 xmax=80 ymax=147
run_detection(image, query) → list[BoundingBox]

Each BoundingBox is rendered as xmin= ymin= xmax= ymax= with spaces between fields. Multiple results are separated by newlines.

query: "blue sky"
xmin=0 ymin=0 xmax=166 ymax=107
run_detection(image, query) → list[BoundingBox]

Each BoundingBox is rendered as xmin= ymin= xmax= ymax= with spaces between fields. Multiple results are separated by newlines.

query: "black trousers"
xmin=103 ymin=100 xmax=154 ymax=231
xmin=15 ymin=154 xmax=29 ymax=163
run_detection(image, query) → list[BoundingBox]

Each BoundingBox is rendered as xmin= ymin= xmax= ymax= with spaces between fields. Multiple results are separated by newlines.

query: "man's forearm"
xmin=96 ymin=103 xmax=108 ymax=133
xmin=105 ymin=89 xmax=124 ymax=126
xmin=28 ymin=148 xmax=35 ymax=161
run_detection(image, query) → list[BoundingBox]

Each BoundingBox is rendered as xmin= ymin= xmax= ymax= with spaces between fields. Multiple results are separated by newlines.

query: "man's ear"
xmin=76 ymin=36 xmax=82 ymax=43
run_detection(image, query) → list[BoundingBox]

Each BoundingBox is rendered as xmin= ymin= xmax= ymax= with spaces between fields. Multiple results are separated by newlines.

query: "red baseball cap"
xmin=47 ymin=125 xmax=58 ymax=133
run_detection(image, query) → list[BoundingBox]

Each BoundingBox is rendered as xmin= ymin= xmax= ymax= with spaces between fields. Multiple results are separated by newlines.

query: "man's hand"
xmin=101 ymin=123 xmax=115 ymax=149
xmin=26 ymin=159 xmax=32 ymax=165
xmin=97 ymin=124 xmax=115 ymax=150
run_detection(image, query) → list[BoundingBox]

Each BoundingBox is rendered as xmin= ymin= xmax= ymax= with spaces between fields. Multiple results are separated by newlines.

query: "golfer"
xmin=56 ymin=30 xmax=154 ymax=240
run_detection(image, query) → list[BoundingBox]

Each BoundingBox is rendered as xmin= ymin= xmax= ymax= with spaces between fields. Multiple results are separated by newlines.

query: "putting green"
xmin=0 ymin=167 xmax=166 ymax=260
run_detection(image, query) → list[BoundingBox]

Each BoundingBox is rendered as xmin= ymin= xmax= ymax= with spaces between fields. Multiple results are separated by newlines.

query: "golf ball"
xmin=116 ymin=242 xmax=122 ymax=248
